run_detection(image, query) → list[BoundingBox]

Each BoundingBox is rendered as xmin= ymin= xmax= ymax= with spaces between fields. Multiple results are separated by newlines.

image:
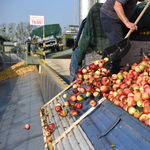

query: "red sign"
xmin=30 ymin=15 xmax=44 ymax=25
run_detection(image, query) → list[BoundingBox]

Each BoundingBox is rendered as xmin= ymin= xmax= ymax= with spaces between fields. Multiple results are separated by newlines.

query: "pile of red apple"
xmin=58 ymin=55 xmax=150 ymax=127
xmin=40 ymin=107 xmax=54 ymax=150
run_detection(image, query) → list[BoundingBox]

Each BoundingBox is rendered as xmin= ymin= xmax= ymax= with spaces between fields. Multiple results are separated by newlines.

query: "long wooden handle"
xmin=125 ymin=1 xmax=150 ymax=39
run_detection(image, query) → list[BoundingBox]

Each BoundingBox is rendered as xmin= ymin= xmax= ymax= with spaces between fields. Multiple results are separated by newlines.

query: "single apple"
xmin=90 ymin=99 xmax=97 ymax=107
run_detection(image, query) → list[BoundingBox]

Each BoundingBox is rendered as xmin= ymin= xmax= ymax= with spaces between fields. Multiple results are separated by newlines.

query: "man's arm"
xmin=113 ymin=1 xmax=137 ymax=32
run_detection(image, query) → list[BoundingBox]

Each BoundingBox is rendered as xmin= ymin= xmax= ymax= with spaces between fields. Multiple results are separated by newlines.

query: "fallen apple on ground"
xmin=24 ymin=124 xmax=30 ymax=130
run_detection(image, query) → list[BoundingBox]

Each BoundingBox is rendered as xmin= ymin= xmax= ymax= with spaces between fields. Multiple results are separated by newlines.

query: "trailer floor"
xmin=0 ymin=71 xmax=45 ymax=150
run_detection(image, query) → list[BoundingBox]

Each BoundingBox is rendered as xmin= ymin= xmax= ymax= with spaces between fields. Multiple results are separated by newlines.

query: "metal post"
xmin=43 ymin=25 xmax=45 ymax=64
xmin=26 ymin=43 xmax=28 ymax=65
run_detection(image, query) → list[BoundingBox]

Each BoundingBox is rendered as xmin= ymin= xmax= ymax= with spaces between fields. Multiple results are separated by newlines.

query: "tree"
xmin=0 ymin=22 xmax=37 ymax=44
xmin=15 ymin=22 xmax=37 ymax=44
xmin=0 ymin=23 xmax=7 ymax=36
xmin=8 ymin=23 xmax=16 ymax=41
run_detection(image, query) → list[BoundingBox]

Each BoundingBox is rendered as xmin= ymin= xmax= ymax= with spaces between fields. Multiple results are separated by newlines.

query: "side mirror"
xmin=66 ymin=38 xmax=74 ymax=48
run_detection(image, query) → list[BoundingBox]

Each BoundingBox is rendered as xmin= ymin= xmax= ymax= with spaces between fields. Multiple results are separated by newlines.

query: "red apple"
xmin=101 ymin=77 xmax=110 ymax=85
xmin=24 ymin=124 xmax=30 ymax=130
xmin=134 ymin=110 xmax=142 ymax=119
xmin=49 ymin=123 xmax=55 ymax=130
xmin=70 ymin=95 xmax=77 ymax=102
xmin=127 ymin=96 xmax=136 ymax=106
xmin=70 ymin=109 xmax=78 ymax=116
xmin=89 ymin=63 xmax=97 ymax=72
xmin=139 ymin=114 xmax=148 ymax=122
xmin=79 ymin=87 xmax=86 ymax=94
xmin=76 ymin=72 xmax=83 ymax=79
xmin=78 ymin=68 xmax=82 ymax=73
xmin=99 ymin=59 xmax=105 ymax=68
xmin=100 ymin=85 xmax=109 ymax=93
xmin=144 ymin=85 xmax=150 ymax=94
xmin=90 ymin=99 xmax=97 ymax=107
xmin=145 ymin=119 xmax=150 ymax=126
xmin=45 ymin=130 xmax=51 ymax=137
xmin=55 ymin=105 xmax=62 ymax=112
xmin=82 ymin=68 xmax=88 ymax=74
xmin=141 ymin=92 xmax=150 ymax=101
xmin=134 ymin=92 xmax=142 ymax=102
xmin=64 ymin=101 xmax=71 ymax=108
xmin=76 ymin=78 xmax=83 ymax=84
xmin=86 ymin=85 xmax=93 ymax=92
xmin=143 ymin=106 xmax=150 ymax=114
xmin=58 ymin=110 xmax=68 ymax=117
xmin=124 ymin=88 xmax=132 ymax=96
xmin=75 ymin=103 xmax=83 ymax=109
xmin=143 ymin=100 xmax=150 ymax=107
xmin=89 ymin=76 xmax=95 ymax=83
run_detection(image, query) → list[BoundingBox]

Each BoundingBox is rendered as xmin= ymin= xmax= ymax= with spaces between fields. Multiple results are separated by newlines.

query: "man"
xmin=25 ymin=37 xmax=31 ymax=56
xmin=100 ymin=0 xmax=146 ymax=74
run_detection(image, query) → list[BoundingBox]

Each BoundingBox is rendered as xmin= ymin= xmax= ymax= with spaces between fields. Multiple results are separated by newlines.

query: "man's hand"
xmin=125 ymin=22 xmax=138 ymax=32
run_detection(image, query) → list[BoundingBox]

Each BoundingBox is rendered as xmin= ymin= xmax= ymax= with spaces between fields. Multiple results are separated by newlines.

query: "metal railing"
xmin=0 ymin=45 xmax=26 ymax=71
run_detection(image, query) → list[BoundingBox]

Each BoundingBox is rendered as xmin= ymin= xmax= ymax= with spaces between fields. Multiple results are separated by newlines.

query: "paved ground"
xmin=0 ymin=71 xmax=45 ymax=150
xmin=46 ymin=59 xmax=71 ymax=84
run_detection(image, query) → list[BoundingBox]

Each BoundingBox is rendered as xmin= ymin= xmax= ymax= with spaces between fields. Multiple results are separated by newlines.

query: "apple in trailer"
xmin=78 ymin=68 xmax=82 ymax=73
xmin=86 ymin=85 xmax=93 ymax=92
xmin=55 ymin=105 xmax=62 ymax=112
xmin=137 ymin=99 xmax=144 ymax=108
xmin=93 ymin=91 xmax=100 ymax=97
xmin=117 ymin=74 xmax=124 ymax=80
xmin=90 ymin=99 xmax=97 ymax=107
xmin=143 ymin=106 xmax=150 ymax=114
xmin=76 ymin=72 xmax=83 ymax=79
xmin=45 ymin=130 xmax=51 ymax=137
xmin=101 ymin=77 xmax=110 ymax=85
xmin=58 ymin=110 xmax=68 ymax=117
xmin=89 ymin=63 xmax=97 ymax=72
xmin=77 ymin=95 xmax=84 ymax=101
xmin=141 ymin=92 xmax=150 ymax=101
xmin=63 ymin=93 xmax=68 ymax=98
xmin=104 ymin=57 xmax=109 ymax=63
xmin=49 ymin=123 xmax=55 ymax=130
xmin=99 ymin=59 xmax=105 ymax=68
xmin=86 ymin=91 xmax=92 ymax=97
xmin=139 ymin=114 xmax=148 ymax=122
xmin=70 ymin=95 xmax=77 ymax=102
xmin=70 ymin=109 xmax=79 ymax=116
xmin=24 ymin=124 xmax=30 ymax=130
xmin=133 ymin=110 xmax=142 ymax=119
xmin=79 ymin=87 xmax=86 ymax=94
xmin=72 ymin=88 xmax=79 ymax=94
xmin=75 ymin=103 xmax=83 ymax=109
xmin=127 ymin=106 xmax=136 ymax=115
xmin=82 ymin=68 xmax=88 ymax=74
xmin=100 ymin=85 xmax=109 ymax=93
xmin=64 ymin=101 xmax=71 ymax=108
xmin=143 ymin=100 xmax=150 ymax=107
